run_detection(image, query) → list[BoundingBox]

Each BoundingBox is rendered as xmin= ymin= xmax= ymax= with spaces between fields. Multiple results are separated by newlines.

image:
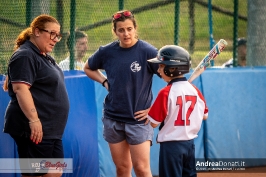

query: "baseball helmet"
xmin=148 ymin=45 xmax=191 ymax=77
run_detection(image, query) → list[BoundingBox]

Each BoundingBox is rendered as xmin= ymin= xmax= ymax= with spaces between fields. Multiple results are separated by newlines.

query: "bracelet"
xmin=29 ymin=119 xmax=40 ymax=124
xmin=102 ymin=79 xmax=108 ymax=87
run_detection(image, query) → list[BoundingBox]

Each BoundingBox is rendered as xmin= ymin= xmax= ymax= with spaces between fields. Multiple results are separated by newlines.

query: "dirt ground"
xmin=153 ymin=166 xmax=266 ymax=177
xmin=197 ymin=166 xmax=266 ymax=177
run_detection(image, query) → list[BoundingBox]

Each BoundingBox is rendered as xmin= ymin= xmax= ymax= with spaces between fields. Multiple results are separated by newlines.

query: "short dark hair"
xmin=66 ymin=30 xmax=87 ymax=51
xmin=237 ymin=38 xmax=247 ymax=47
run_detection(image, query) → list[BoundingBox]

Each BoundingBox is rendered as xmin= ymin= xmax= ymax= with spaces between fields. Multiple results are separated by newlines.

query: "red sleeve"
xmin=191 ymin=84 xmax=209 ymax=114
xmin=148 ymin=85 xmax=171 ymax=123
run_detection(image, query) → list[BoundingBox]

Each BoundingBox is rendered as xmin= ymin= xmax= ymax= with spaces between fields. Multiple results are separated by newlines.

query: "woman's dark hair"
xmin=112 ymin=10 xmax=138 ymax=39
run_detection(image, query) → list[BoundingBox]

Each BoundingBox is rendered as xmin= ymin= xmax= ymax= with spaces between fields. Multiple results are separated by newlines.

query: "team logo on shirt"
xmin=130 ymin=61 xmax=141 ymax=72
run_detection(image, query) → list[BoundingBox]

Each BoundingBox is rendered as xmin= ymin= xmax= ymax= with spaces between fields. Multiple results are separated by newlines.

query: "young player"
xmin=147 ymin=45 xmax=209 ymax=177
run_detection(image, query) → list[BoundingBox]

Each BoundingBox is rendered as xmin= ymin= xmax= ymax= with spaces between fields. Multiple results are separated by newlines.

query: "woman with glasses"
xmin=3 ymin=14 xmax=69 ymax=177
xmin=84 ymin=10 xmax=159 ymax=177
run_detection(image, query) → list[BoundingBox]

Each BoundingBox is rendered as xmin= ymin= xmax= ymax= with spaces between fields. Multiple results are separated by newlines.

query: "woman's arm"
xmin=84 ymin=60 xmax=109 ymax=89
xmin=12 ymin=83 xmax=43 ymax=144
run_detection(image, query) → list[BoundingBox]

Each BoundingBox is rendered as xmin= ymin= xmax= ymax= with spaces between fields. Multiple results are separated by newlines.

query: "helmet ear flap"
xmin=164 ymin=65 xmax=190 ymax=77
xmin=163 ymin=66 xmax=175 ymax=77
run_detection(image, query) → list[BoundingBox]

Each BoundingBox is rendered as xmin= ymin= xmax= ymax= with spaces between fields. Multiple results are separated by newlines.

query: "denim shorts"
xmin=102 ymin=117 xmax=154 ymax=145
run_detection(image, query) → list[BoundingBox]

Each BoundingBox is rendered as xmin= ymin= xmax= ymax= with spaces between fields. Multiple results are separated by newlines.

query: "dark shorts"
xmin=11 ymin=134 xmax=64 ymax=176
xmin=159 ymin=140 xmax=196 ymax=177
xmin=102 ymin=117 xmax=154 ymax=145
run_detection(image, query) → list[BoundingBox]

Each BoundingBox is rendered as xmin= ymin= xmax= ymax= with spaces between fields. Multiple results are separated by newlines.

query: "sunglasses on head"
xmin=112 ymin=10 xmax=133 ymax=20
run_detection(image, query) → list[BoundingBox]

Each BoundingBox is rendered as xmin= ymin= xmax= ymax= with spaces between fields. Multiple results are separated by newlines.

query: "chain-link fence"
xmin=0 ymin=0 xmax=248 ymax=75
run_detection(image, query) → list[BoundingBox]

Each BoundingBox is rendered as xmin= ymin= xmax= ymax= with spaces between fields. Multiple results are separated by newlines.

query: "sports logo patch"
xmin=130 ymin=61 xmax=141 ymax=72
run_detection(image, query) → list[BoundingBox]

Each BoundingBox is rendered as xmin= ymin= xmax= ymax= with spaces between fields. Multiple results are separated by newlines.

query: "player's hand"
xmin=29 ymin=121 xmax=43 ymax=144
xmin=134 ymin=108 xmax=150 ymax=125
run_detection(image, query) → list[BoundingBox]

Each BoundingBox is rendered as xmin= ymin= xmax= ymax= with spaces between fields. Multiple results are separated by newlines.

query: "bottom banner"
xmin=0 ymin=158 xmax=73 ymax=173
xmin=196 ymin=158 xmax=266 ymax=173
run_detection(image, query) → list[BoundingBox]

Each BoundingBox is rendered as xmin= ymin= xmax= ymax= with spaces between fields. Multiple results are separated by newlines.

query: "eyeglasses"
xmin=112 ymin=10 xmax=133 ymax=20
xmin=39 ymin=29 xmax=62 ymax=41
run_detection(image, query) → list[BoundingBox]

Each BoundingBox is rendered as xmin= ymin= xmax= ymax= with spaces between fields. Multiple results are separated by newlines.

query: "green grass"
xmin=0 ymin=0 xmax=247 ymax=74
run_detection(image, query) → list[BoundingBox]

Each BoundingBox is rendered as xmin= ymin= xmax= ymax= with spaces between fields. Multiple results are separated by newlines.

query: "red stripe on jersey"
xmin=11 ymin=81 xmax=32 ymax=87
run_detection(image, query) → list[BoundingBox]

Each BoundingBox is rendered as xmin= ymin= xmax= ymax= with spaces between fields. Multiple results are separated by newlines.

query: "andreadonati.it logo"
xmin=196 ymin=160 xmax=246 ymax=171
xmin=196 ymin=160 xmax=245 ymax=167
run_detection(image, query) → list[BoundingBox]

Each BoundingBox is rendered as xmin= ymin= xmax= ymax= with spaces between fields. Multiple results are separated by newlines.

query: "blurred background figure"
xmin=222 ymin=38 xmax=247 ymax=67
xmin=59 ymin=30 xmax=88 ymax=71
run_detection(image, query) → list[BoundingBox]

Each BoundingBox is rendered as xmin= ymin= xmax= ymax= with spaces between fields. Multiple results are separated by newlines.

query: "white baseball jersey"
xmin=148 ymin=77 xmax=208 ymax=142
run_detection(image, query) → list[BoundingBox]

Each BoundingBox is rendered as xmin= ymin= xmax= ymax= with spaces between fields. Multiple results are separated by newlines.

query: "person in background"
xmin=147 ymin=45 xmax=208 ymax=177
xmin=3 ymin=14 xmax=69 ymax=177
xmin=59 ymin=30 xmax=88 ymax=71
xmin=84 ymin=10 xmax=159 ymax=177
xmin=222 ymin=38 xmax=247 ymax=67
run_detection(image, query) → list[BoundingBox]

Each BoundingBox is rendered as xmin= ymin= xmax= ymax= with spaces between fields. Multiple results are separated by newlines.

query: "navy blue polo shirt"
xmin=88 ymin=40 xmax=159 ymax=124
xmin=4 ymin=40 xmax=70 ymax=139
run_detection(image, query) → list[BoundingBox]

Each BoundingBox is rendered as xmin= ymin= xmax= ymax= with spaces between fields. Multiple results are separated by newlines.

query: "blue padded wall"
xmin=200 ymin=67 xmax=266 ymax=166
xmin=1 ymin=67 xmax=266 ymax=177
xmin=62 ymin=71 xmax=99 ymax=177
